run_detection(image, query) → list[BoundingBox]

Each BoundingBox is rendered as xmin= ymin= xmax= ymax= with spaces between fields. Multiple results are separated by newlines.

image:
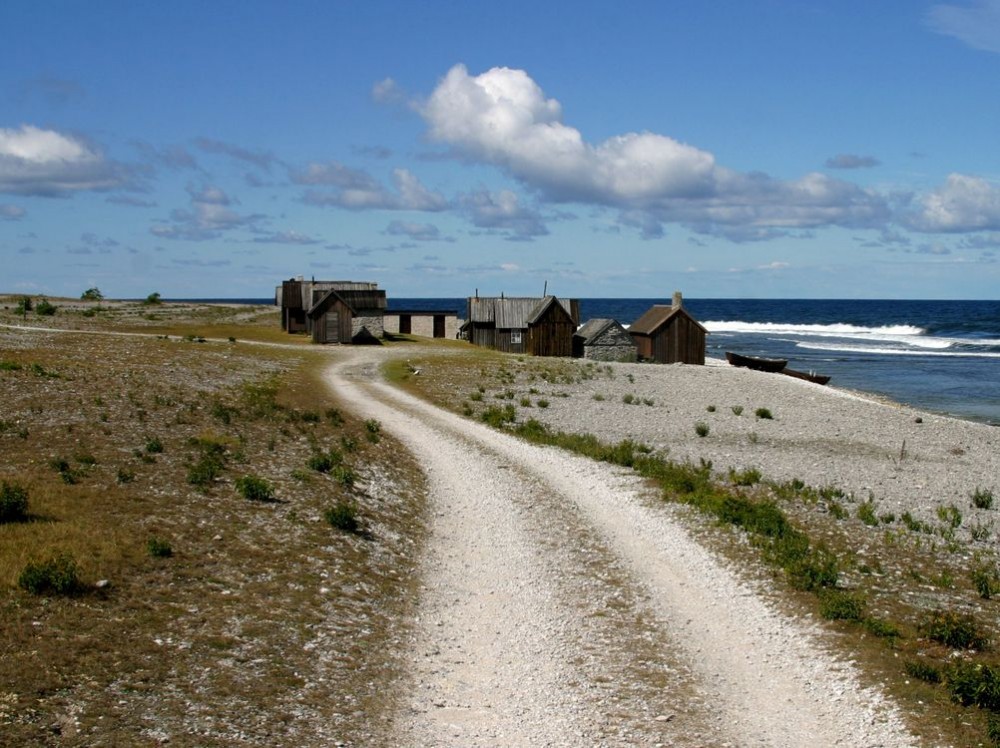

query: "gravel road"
xmin=327 ymin=349 xmax=919 ymax=747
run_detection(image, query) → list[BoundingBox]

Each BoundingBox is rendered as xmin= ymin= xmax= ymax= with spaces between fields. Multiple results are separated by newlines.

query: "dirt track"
xmin=326 ymin=349 xmax=917 ymax=747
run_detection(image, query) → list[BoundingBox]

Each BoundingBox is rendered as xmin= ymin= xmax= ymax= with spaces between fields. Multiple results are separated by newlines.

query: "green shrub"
xmin=18 ymin=554 xmax=82 ymax=595
xmin=537 ymin=399 xmax=549 ymax=408
xmin=116 ymin=468 xmax=136 ymax=484
xmin=325 ymin=408 xmax=344 ymax=426
xmin=938 ymin=504 xmax=963 ymax=529
xmin=469 ymin=391 xmax=483 ymax=402
xmin=973 ymin=488 xmax=995 ymax=510
xmin=365 ymin=418 xmax=381 ymax=443
xmin=520 ymin=397 xmax=531 ymax=407
xmin=324 ymin=501 xmax=359 ymax=533
xmin=972 ymin=563 xmax=1000 ymax=599
xmin=728 ymin=467 xmax=761 ymax=486
xmin=592 ymin=393 xmax=605 ymax=401
xmin=921 ymin=609 xmax=989 ymax=650
xmin=948 ymin=662 xmax=1000 ymax=711
xmin=147 ymin=537 xmax=173 ymax=558
xmin=731 ymin=405 xmax=744 ymax=416
xmin=622 ymin=393 xmax=635 ymax=405
xmin=481 ymin=404 xmax=517 ymax=427
xmin=828 ymin=501 xmax=848 ymax=520
xmin=35 ymin=298 xmax=57 ymax=316
xmin=863 ymin=616 xmax=901 ymax=639
xmin=308 ymin=449 xmax=343 ymax=473
xmin=754 ymin=407 xmax=773 ymax=420
xmin=706 ymin=404 xmax=716 ymax=413
xmin=234 ymin=475 xmax=275 ymax=502
xmin=901 ymin=511 xmax=932 ymax=534
xmin=0 ymin=481 xmax=29 ymax=522
xmin=904 ymin=660 xmax=942 ymax=684
xmin=80 ymin=287 xmax=103 ymax=301
xmin=332 ymin=465 xmax=356 ymax=488
xmin=143 ymin=292 xmax=162 ymax=306
xmin=819 ymin=589 xmax=866 ymax=621
xmin=857 ymin=499 xmax=879 ymax=527
xmin=695 ymin=422 xmax=709 ymax=437
xmin=300 ymin=410 xmax=321 ymax=423
xmin=145 ymin=436 xmax=164 ymax=454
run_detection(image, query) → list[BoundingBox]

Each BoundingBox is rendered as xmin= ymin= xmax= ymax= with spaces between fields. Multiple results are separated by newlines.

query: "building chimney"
xmin=672 ymin=290 xmax=683 ymax=309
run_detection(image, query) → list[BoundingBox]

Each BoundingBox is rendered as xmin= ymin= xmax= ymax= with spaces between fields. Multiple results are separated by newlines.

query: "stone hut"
xmin=573 ymin=318 xmax=637 ymax=362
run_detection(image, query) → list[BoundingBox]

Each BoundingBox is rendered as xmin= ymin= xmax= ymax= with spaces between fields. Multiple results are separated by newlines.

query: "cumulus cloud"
xmin=908 ymin=173 xmax=1000 ymax=232
xmin=458 ymin=188 xmax=549 ymax=240
xmin=296 ymin=163 xmax=447 ymax=211
xmin=151 ymin=184 xmax=262 ymax=241
xmin=372 ymin=77 xmax=406 ymax=105
xmin=1 ymin=204 xmax=25 ymax=220
xmin=926 ymin=0 xmax=1000 ymax=53
xmin=825 ymin=153 xmax=881 ymax=169
xmin=0 ymin=124 xmax=131 ymax=196
xmin=418 ymin=65 xmax=888 ymax=240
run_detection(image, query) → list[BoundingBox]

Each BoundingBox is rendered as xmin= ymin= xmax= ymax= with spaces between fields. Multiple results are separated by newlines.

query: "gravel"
xmin=328 ymin=350 xmax=923 ymax=747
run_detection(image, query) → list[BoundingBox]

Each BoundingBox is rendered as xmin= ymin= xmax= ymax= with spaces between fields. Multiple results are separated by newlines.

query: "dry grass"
xmin=0 ymin=303 xmax=426 ymax=745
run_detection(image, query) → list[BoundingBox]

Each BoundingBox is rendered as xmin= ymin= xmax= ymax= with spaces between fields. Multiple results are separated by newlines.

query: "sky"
xmin=2 ymin=1 xmax=1000 ymax=300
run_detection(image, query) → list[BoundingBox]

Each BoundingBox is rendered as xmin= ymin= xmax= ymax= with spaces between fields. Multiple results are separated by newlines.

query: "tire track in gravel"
xmin=326 ymin=350 xmax=919 ymax=748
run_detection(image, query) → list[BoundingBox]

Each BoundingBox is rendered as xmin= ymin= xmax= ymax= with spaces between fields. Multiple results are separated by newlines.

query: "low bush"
xmin=921 ymin=609 xmax=989 ymax=650
xmin=0 ymin=481 xmax=29 ymax=522
xmin=863 ymin=616 xmax=901 ymax=639
xmin=18 ymin=554 xmax=82 ymax=595
xmin=973 ymin=488 xmax=995 ymax=510
xmin=324 ymin=501 xmax=359 ymax=533
xmin=35 ymin=298 xmax=57 ymax=316
xmin=235 ymin=474 xmax=275 ymax=502
xmin=728 ymin=467 xmax=761 ymax=486
xmin=481 ymin=404 xmax=516 ymax=427
xmin=972 ymin=563 xmax=1000 ymax=600
xmin=332 ymin=465 xmax=356 ymax=488
xmin=819 ymin=589 xmax=866 ymax=621
xmin=905 ymin=660 xmax=942 ymax=684
xmin=147 ymin=537 xmax=173 ymax=558
xmin=308 ymin=449 xmax=343 ymax=473
xmin=754 ymin=407 xmax=773 ymax=420
xmin=948 ymin=662 xmax=1000 ymax=711
xmin=731 ymin=405 xmax=744 ymax=416
xmin=858 ymin=499 xmax=879 ymax=527
xmin=695 ymin=422 xmax=709 ymax=437
xmin=145 ymin=436 xmax=164 ymax=454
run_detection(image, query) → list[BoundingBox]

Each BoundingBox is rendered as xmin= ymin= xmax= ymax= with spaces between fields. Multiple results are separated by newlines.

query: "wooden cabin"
xmin=465 ymin=295 xmax=579 ymax=356
xmin=628 ymin=292 xmax=707 ymax=364
xmin=276 ymin=279 xmax=386 ymax=343
xmin=573 ymin=318 xmax=637 ymax=362
xmin=383 ymin=309 xmax=458 ymax=339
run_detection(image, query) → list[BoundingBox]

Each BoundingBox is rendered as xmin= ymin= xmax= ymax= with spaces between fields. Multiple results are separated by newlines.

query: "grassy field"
xmin=0 ymin=299 xmax=426 ymax=746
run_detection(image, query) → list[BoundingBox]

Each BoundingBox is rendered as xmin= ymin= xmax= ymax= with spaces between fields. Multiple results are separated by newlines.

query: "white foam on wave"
xmin=704 ymin=321 xmax=925 ymax=337
xmin=797 ymin=341 xmax=1000 ymax=359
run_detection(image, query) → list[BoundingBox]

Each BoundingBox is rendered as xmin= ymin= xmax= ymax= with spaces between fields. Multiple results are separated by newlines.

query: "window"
xmin=511 ymin=331 xmax=522 ymax=344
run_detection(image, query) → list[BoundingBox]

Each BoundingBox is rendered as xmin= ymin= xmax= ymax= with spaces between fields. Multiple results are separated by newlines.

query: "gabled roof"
xmin=629 ymin=305 xmax=708 ymax=336
xmin=468 ymin=296 xmax=576 ymax=329
xmin=574 ymin=317 xmax=622 ymax=344
xmin=307 ymin=288 xmax=387 ymax=318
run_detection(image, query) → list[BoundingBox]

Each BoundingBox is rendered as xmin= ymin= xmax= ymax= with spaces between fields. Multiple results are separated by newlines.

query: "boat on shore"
xmin=725 ymin=351 xmax=788 ymax=373
xmin=781 ymin=368 xmax=831 ymax=385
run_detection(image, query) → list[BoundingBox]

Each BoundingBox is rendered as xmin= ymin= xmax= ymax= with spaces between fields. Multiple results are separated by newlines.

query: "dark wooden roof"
xmin=467 ymin=296 xmax=577 ymax=328
xmin=307 ymin=288 xmax=387 ymax=319
xmin=628 ymin=305 xmax=708 ymax=336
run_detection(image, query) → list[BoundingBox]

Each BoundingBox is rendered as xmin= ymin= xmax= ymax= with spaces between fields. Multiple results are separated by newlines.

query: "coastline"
xmin=508 ymin=355 xmax=1000 ymax=541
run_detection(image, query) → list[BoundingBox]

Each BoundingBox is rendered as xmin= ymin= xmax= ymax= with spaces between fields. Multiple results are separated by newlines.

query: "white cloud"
xmin=151 ymin=184 xmax=261 ymax=241
xmin=909 ymin=173 xmax=1000 ymax=232
xmin=926 ymin=1 xmax=1000 ymax=54
xmin=298 ymin=164 xmax=447 ymax=212
xmin=458 ymin=188 xmax=548 ymax=240
xmin=372 ymin=77 xmax=406 ymax=105
xmin=420 ymin=65 xmax=887 ymax=241
xmin=0 ymin=124 xmax=130 ymax=195
xmin=251 ymin=230 xmax=320 ymax=245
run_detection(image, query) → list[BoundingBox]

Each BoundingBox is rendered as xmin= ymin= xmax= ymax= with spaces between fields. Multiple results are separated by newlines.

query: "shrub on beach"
xmin=973 ymin=488 xmax=995 ymax=510
xmin=325 ymin=501 xmax=359 ymax=533
xmin=754 ymin=407 xmax=773 ymax=420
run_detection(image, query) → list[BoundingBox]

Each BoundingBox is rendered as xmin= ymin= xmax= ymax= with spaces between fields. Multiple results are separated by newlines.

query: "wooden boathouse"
xmin=465 ymin=295 xmax=579 ymax=357
xmin=628 ymin=292 xmax=707 ymax=365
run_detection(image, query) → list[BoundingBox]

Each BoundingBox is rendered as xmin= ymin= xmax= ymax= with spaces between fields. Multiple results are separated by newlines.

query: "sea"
xmin=198 ymin=298 xmax=1000 ymax=426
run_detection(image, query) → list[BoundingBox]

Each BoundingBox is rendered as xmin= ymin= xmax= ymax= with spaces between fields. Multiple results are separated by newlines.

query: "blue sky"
xmin=3 ymin=1 xmax=1000 ymax=300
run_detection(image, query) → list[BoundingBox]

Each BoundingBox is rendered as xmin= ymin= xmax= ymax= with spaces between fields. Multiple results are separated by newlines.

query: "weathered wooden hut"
xmin=465 ymin=295 xmax=579 ymax=356
xmin=305 ymin=285 xmax=387 ymax=344
xmin=383 ymin=309 xmax=458 ymax=339
xmin=573 ymin=318 xmax=637 ymax=362
xmin=628 ymin=292 xmax=707 ymax=364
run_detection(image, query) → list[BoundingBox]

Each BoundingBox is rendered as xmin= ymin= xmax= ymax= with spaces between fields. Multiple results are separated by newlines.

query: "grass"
xmin=0 ymin=304 xmax=426 ymax=746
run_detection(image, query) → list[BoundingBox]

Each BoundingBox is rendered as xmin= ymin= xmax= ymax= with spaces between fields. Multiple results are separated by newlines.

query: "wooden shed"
xmin=628 ymin=292 xmax=707 ymax=364
xmin=573 ymin=318 xmax=637 ymax=362
xmin=277 ymin=278 xmax=384 ymax=335
xmin=465 ymin=295 xmax=579 ymax=356
xmin=305 ymin=286 xmax=387 ymax=344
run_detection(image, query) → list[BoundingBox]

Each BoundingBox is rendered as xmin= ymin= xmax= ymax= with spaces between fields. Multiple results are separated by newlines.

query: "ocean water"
xmin=203 ymin=297 xmax=1000 ymax=425
xmin=388 ymin=298 xmax=1000 ymax=425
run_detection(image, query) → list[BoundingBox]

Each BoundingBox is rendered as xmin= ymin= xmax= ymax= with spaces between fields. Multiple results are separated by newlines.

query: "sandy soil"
xmin=326 ymin=349 xmax=919 ymax=747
